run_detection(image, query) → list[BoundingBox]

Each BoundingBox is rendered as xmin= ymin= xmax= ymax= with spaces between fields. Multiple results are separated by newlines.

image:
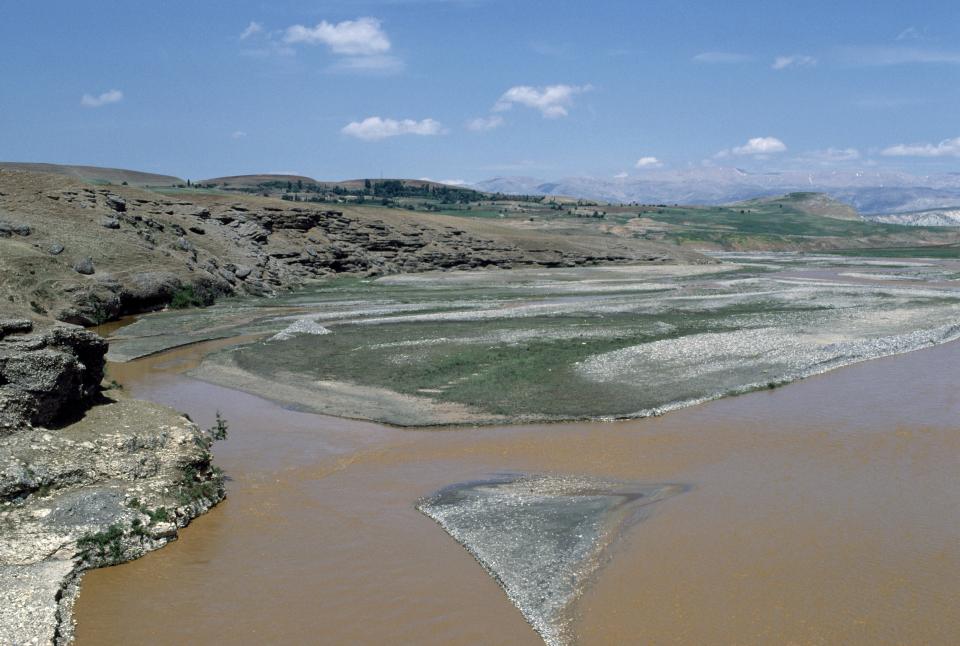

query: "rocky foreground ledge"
xmin=0 ymin=319 xmax=224 ymax=645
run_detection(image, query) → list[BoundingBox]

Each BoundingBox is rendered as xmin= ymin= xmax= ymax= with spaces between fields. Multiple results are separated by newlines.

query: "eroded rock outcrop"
xmin=0 ymin=321 xmax=105 ymax=434
xmin=0 ymin=319 xmax=225 ymax=644
xmin=0 ymin=168 xmax=706 ymax=327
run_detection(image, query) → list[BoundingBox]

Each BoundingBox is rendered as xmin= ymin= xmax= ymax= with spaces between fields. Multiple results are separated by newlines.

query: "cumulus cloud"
xmin=723 ymin=136 xmax=787 ymax=156
xmin=692 ymin=52 xmax=751 ymax=64
xmin=280 ymin=17 xmax=402 ymax=73
xmin=240 ymin=21 xmax=262 ymax=40
xmin=772 ymin=54 xmax=817 ymax=70
xmin=341 ymin=117 xmax=446 ymax=141
xmin=80 ymin=89 xmax=123 ymax=108
xmin=494 ymin=84 xmax=591 ymax=118
xmin=284 ymin=17 xmax=389 ymax=55
xmin=881 ymin=136 xmax=960 ymax=157
xmin=635 ymin=156 xmax=663 ymax=168
xmin=466 ymin=115 xmax=505 ymax=131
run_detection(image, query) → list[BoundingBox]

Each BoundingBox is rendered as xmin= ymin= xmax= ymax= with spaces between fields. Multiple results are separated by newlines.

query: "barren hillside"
xmin=0 ymin=168 xmax=706 ymax=326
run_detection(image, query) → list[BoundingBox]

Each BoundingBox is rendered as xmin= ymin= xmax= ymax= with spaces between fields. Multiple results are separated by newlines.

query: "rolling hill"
xmin=0 ymin=162 xmax=183 ymax=186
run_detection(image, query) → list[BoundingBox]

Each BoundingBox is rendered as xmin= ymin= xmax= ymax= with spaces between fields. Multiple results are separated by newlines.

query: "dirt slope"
xmin=0 ymin=168 xmax=706 ymax=325
xmin=0 ymin=162 xmax=182 ymax=187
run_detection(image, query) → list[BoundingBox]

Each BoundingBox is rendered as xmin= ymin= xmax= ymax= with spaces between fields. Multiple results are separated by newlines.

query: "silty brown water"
xmin=73 ymin=333 xmax=960 ymax=645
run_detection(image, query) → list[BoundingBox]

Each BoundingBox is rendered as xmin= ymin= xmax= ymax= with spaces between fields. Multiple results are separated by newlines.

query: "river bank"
xmin=0 ymin=320 xmax=225 ymax=645
xmin=70 ymin=310 xmax=960 ymax=645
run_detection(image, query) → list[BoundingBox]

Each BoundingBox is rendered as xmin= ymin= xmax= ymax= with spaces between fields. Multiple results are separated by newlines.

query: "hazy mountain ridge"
xmin=864 ymin=208 xmax=960 ymax=227
xmin=473 ymin=168 xmax=960 ymax=215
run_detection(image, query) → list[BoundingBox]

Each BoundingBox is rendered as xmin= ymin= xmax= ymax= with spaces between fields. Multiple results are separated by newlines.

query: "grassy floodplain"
xmin=108 ymin=253 xmax=960 ymax=426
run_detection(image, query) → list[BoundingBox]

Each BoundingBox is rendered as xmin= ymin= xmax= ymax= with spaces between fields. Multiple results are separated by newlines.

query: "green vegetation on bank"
xmin=824 ymin=245 xmax=960 ymax=258
xmin=170 ymin=284 xmax=219 ymax=309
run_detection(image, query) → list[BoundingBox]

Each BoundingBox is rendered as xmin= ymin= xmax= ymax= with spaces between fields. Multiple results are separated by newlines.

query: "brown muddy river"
xmin=73 ymin=334 xmax=960 ymax=644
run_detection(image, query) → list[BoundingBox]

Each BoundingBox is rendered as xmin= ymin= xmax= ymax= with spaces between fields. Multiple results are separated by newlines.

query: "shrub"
xmin=77 ymin=524 xmax=125 ymax=563
xmin=169 ymin=286 xmax=203 ymax=309
xmin=209 ymin=411 xmax=229 ymax=441
xmin=175 ymin=465 xmax=221 ymax=505
xmin=169 ymin=282 xmax=218 ymax=309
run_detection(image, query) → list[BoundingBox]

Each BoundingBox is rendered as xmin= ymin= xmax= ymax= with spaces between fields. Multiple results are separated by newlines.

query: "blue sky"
xmin=2 ymin=0 xmax=959 ymax=182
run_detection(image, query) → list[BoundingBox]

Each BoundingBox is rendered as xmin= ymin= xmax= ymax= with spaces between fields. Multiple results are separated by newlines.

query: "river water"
xmin=72 ymin=327 xmax=960 ymax=644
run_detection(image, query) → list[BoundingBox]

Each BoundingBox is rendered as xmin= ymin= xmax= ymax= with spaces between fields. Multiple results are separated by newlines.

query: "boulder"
xmin=0 ymin=220 xmax=31 ymax=237
xmin=0 ymin=325 xmax=107 ymax=432
xmin=118 ymin=271 xmax=183 ymax=312
xmin=47 ymin=243 xmax=64 ymax=255
xmin=73 ymin=257 xmax=95 ymax=275
xmin=100 ymin=217 xmax=120 ymax=229
xmin=105 ymin=195 xmax=126 ymax=212
xmin=55 ymin=282 xmax=122 ymax=326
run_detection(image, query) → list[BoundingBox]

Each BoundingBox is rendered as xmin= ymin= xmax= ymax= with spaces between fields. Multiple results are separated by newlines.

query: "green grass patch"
xmin=824 ymin=245 xmax=960 ymax=259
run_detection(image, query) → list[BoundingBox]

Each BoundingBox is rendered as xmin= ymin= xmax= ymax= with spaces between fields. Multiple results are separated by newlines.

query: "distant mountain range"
xmin=864 ymin=208 xmax=960 ymax=227
xmin=472 ymin=168 xmax=960 ymax=215
xmin=8 ymin=161 xmax=960 ymax=219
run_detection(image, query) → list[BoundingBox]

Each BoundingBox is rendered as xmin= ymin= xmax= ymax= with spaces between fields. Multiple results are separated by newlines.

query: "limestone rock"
xmin=0 ymin=324 xmax=106 ymax=432
xmin=73 ymin=257 xmax=95 ymax=275
xmin=0 ymin=220 xmax=31 ymax=237
xmin=0 ymin=319 xmax=32 ymax=338
xmin=105 ymin=194 xmax=126 ymax=212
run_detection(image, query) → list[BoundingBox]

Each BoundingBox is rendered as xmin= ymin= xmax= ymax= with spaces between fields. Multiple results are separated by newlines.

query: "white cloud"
xmin=881 ymin=136 xmax=960 ymax=157
xmin=692 ymin=52 xmax=751 ymax=64
xmin=494 ymin=84 xmax=591 ymax=118
xmin=80 ymin=89 xmax=123 ymax=108
xmin=613 ymin=171 xmax=629 ymax=179
xmin=896 ymin=26 xmax=922 ymax=41
xmin=839 ymin=46 xmax=960 ymax=66
xmin=328 ymin=54 xmax=404 ymax=74
xmin=240 ymin=21 xmax=262 ymax=40
xmin=281 ymin=17 xmax=401 ymax=74
xmin=772 ymin=54 xmax=817 ymax=70
xmin=341 ymin=117 xmax=446 ymax=141
xmin=635 ymin=156 xmax=663 ymax=168
xmin=726 ymin=136 xmax=787 ymax=156
xmin=284 ymin=17 xmax=390 ymax=56
xmin=466 ymin=115 xmax=505 ymax=131
xmin=421 ymin=177 xmax=467 ymax=186
xmin=231 ymin=130 xmax=247 ymax=139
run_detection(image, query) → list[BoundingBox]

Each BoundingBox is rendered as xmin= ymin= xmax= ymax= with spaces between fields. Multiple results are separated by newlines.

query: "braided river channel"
xmin=74 ymin=255 xmax=960 ymax=645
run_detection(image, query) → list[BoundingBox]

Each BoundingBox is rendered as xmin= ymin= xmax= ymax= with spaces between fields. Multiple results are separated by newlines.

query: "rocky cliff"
xmin=0 ymin=318 xmax=224 ymax=644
